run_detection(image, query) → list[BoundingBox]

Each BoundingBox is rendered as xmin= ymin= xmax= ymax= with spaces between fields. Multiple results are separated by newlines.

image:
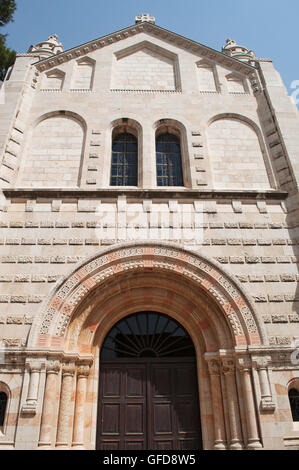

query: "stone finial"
xmin=27 ymin=34 xmax=64 ymax=58
xmin=135 ymin=13 xmax=155 ymax=24
xmin=222 ymin=38 xmax=255 ymax=63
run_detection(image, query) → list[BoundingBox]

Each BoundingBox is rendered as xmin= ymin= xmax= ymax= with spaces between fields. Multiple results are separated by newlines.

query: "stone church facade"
xmin=0 ymin=13 xmax=299 ymax=450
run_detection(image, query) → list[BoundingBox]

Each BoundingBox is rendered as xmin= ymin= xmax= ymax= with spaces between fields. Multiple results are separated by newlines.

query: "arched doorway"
xmin=28 ymin=242 xmax=266 ymax=450
xmin=96 ymin=311 xmax=202 ymax=450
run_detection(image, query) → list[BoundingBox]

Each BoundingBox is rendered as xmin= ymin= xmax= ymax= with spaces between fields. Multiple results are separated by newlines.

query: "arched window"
xmin=110 ymin=132 xmax=138 ymax=186
xmin=156 ymin=132 xmax=183 ymax=186
xmin=101 ymin=311 xmax=196 ymax=359
xmin=0 ymin=391 xmax=8 ymax=428
xmin=289 ymin=388 xmax=299 ymax=422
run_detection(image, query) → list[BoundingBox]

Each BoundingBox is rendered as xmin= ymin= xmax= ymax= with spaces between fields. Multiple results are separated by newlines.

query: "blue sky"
xmin=3 ymin=0 xmax=299 ymax=97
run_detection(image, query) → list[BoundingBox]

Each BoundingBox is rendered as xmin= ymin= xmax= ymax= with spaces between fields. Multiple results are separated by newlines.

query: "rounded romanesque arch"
xmin=19 ymin=110 xmax=87 ymax=188
xmin=206 ymin=113 xmax=274 ymax=190
xmin=153 ymin=118 xmax=191 ymax=188
xmin=28 ymin=241 xmax=266 ymax=352
xmin=28 ymin=242 xmax=268 ymax=450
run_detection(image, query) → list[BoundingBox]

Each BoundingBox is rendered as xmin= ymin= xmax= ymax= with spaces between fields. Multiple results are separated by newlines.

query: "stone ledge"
xmin=2 ymin=188 xmax=288 ymax=201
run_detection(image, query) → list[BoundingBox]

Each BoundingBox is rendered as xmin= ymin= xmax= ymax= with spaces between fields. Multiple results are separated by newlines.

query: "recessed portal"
xmin=96 ymin=311 xmax=202 ymax=450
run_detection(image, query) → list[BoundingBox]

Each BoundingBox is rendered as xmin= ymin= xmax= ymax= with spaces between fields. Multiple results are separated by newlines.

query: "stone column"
xmin=56 ymin=362 xmax=76 ymax=448
xmin=253 ymin=356 xmax=275 ymax=412
xmin=72 ymin=364 xmax=90 ymax=449
xmin=221 ymin=359 xmax=243 ymax=449
xmin=237 ymin=357 xmax=262 ymax=449
xmin=21 ymin=360 xmax=43 ymax=415
xmin=206 ymin=359 xmax=227 ymax=449
xmin=142 ymin=127 xmax=155 ymax=188
xmin=38 ymin=360 xmax=61 ymax=448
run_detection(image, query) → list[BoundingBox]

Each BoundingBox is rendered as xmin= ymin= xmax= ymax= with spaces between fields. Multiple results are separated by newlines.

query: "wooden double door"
xmin=96 ymin=359 xmax=202 ymax=450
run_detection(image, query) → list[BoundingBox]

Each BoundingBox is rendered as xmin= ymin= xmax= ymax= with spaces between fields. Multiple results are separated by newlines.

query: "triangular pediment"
xmin=33 ymin=22 xmax=256 ymax=77
xmin=111 ymin=40 xmax=181 ymax=91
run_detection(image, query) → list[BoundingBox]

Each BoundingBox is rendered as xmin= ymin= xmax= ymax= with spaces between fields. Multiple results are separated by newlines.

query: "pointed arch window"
xmin=0 ymin=391 xmax=8 ymax=428
xmin=289 ymin=388 xmax=299 ymax=422
xmin=156 ymin=133 xmax=183 ymax=186
xmin=110 ymin=132 xmax=138 ymax=186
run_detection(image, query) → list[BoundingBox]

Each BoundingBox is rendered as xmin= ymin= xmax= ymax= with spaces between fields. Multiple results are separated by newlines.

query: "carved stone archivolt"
xmin=29 ymin=242 xmax=265 ymax=350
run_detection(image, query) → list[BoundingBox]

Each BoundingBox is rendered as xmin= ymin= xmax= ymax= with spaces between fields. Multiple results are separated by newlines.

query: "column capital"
xmin=206 ymin=358 xmax=221 ymax=376
xmin=22 ymin=359 xmax=43 ymax=415
xmin=221 ymin=358 xmax=235 ymax=376
xmin=46 ymin=360 xmax=61 ymax=374
xmin=77 ymin=364 xmax=90 ymax=378
xmin=62 ymin=362 xmax=76 ymax=376
xmin=236 ymin=355 xmax=252 ymax=372
xmin=25 ymin=358 xmax=44 ymax=372
xmin=251 ymin=355 xmax=271 ymax=369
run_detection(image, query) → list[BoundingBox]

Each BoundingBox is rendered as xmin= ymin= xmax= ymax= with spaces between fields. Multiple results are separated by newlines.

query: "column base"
xmin=229 ymin=440 xmax=243 ymax=450
xmin=213 ymin=440 xmax=227 ymax=450
xmin=247 ymin=439 xmax=263 ymax=449
xmin=38 ymin=442 xmax=52 ymax=449
xmin=260 ymin=399 xmax=276 ymax=412
xmin=55 ymin=442 xmax=69 ymax=449
xmin=21 ymin=403 xmax=37 ymax=415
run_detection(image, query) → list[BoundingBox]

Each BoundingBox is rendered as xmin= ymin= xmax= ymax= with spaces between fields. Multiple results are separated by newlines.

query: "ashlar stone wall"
xmin=0 ymin=20 xmax=299 ymax=450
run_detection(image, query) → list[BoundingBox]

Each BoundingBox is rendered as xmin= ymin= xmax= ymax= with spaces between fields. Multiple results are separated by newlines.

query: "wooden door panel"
xmin=155 ymin=440 xmax=174 ymax=450
xmin=125 ymin=367 xmax=146 ymax=397
xmin=101 ymin=441 xmax=120 ymax=450
xmin=149 ymin=362 xmax=201 ymax=450
xmin=101 ymin=403 xmax=121 ymax=435
xmin=97 ymin=360 xmax=202 ymax=450
xmin=151 ymin=367 xmax=172 ymax=396
xmin=152 ymin=402 xmax=173 ymax=434
xmin=125 ymin=440 xmax=145 ymax=450
xmin=178 ymin=438 xmax=199 ymax=450
xmin=174 ymin=366 xmax=196 ymax=396
xmin=125 ymin=403 xmax=145 ymax=435
xmin=176 ymin=402 xmax=198 ymax=433
xmin=97 ymin=363 xmax=147 ymax=450
xmin=102 ymin=367 xmax=122 ymax=397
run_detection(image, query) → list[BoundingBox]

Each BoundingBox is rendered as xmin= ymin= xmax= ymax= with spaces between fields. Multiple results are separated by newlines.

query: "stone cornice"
xmin=32 ymin=22 xmax=257 ymax=75
xmin=3 ymin=188 xmax=288 ymax=201
xmin=16 ymin=54 xmax=42 ymax=58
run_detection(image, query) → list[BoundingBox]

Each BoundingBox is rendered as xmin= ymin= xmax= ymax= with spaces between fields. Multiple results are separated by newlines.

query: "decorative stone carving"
xmin=221 ymin=359 xmax=235 ymax=375
xmin=236 ymin=355 xmax=252 ymax=371
xmin=207 ymin=359 xmax=221 ymax=376
xmin=135 ymin=13 xmax=155 ymax=24
xmin=40 ymin=308 xmax=56 ymax=334
xmin=34 ymin=243 xmax=262 ymax=348
xmin=46 ymin=360 xmax=61 ymax=374
xmin=62 ymin=362 xmax=76 ymax=376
